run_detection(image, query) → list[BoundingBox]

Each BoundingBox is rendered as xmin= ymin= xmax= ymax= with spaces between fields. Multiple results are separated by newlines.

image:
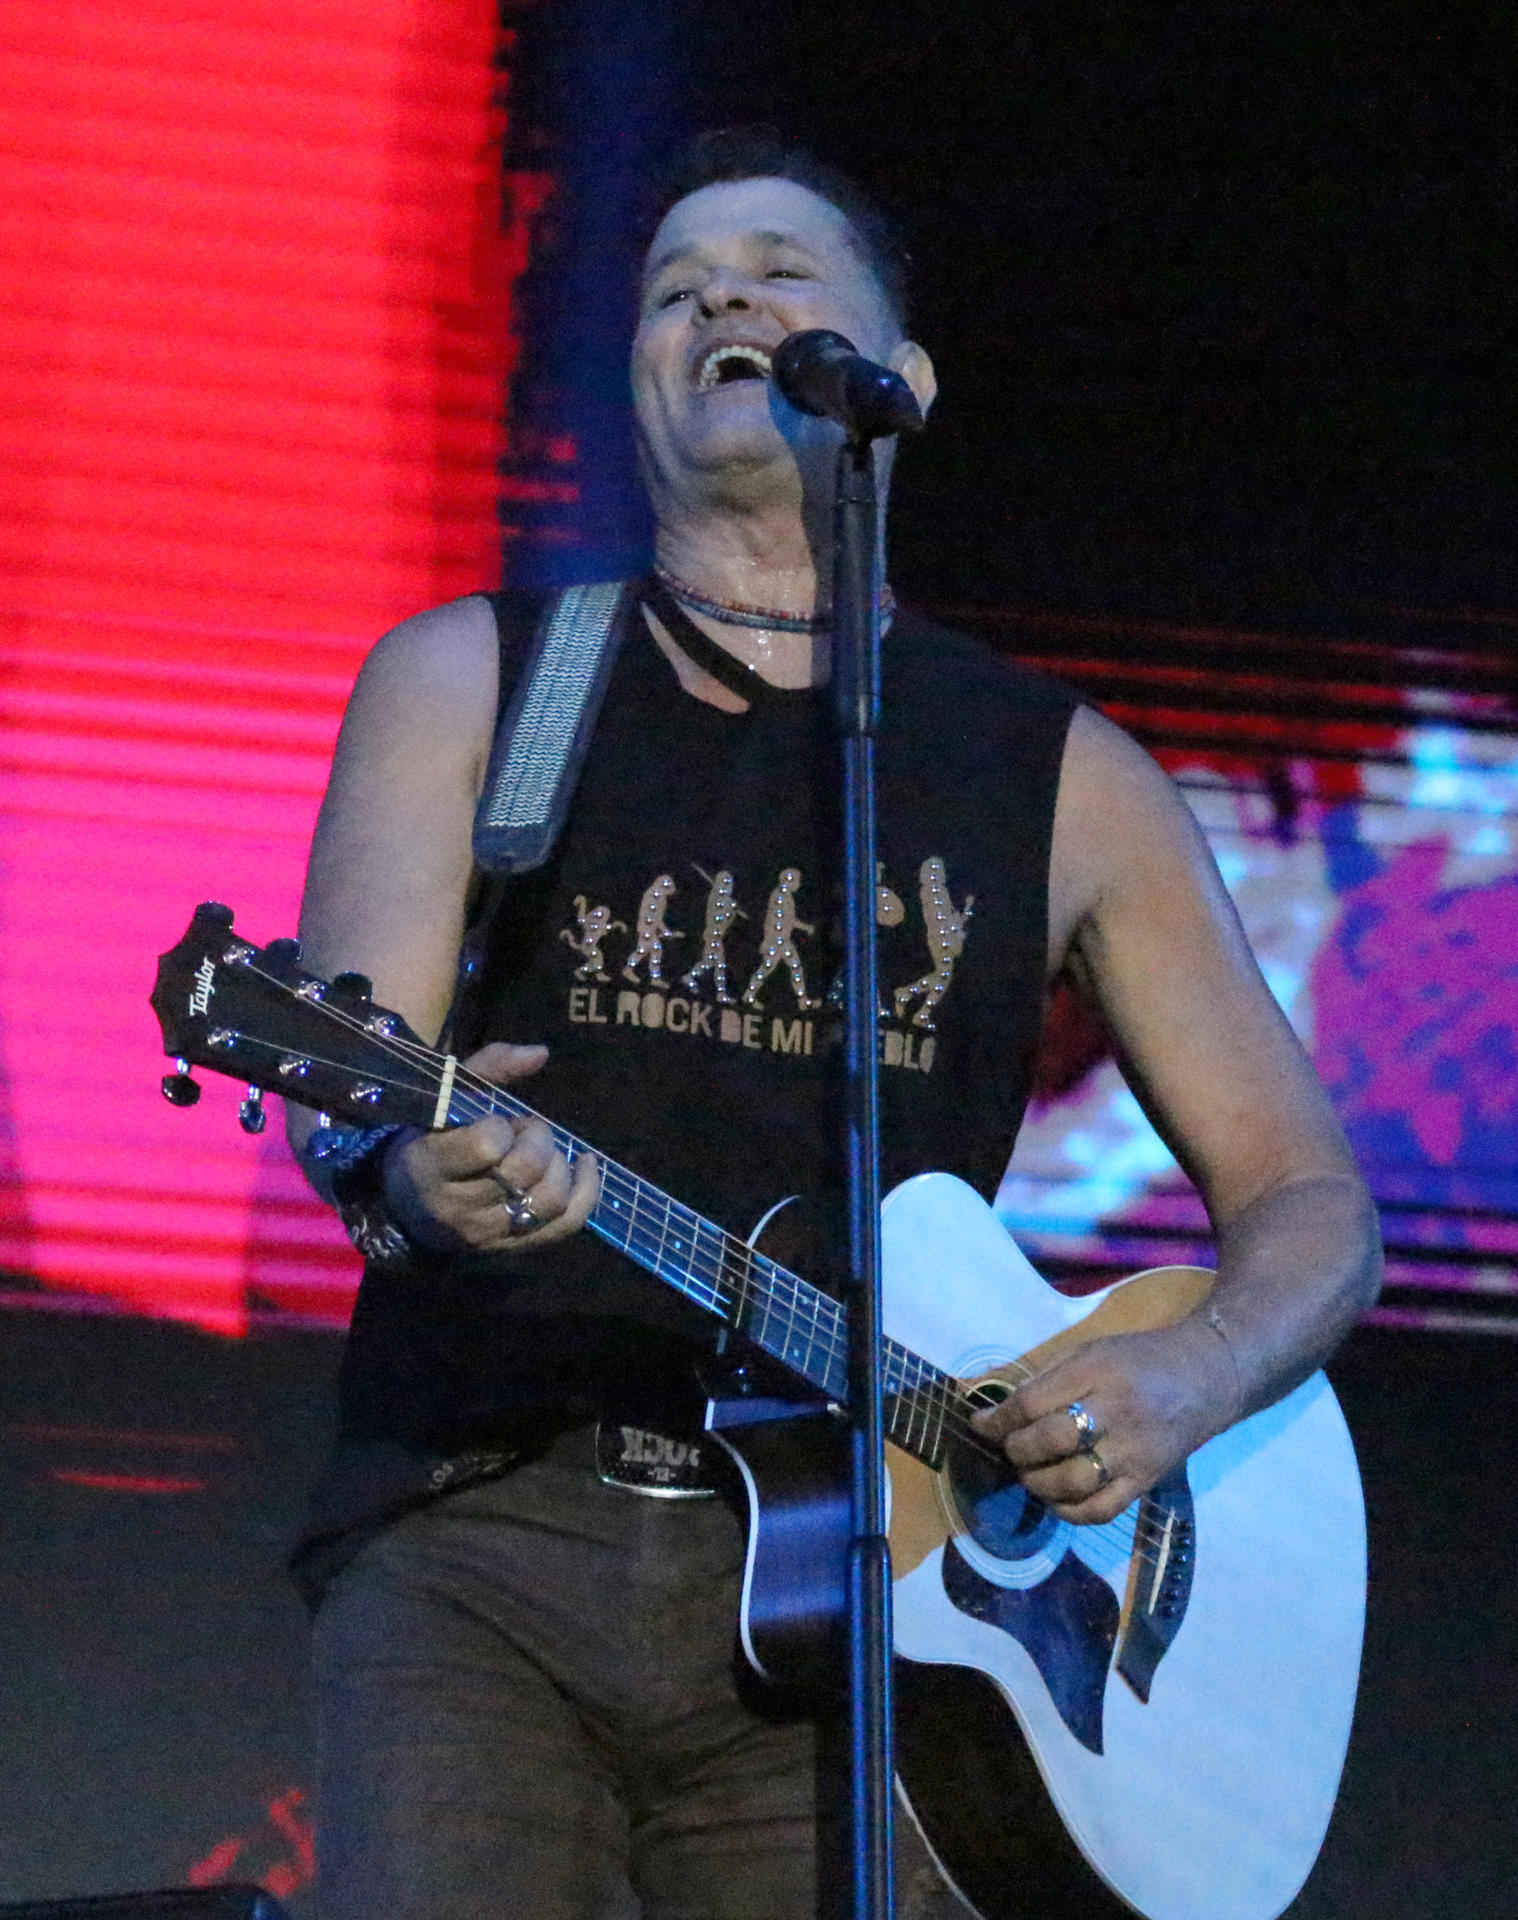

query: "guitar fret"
xmin=821 ymin=1300 xmax=848 ymax=1400
xmin=694 ymin=1219 xmax=723 ymax=1312
xmin=778 ymin=1260 xmax=800 ymax=1369
xmin=748 ymin=1254 xmax=773 ymax=1354
xmin=595 ymin=1175 xmax=638 ymax=1253
xmin=649 ymin=1188 xmax=673 ymax=1280
xmin=621 ymin=1182 xmax=663 ymax=1270
xmin=906 ymin=1353 xmax=931 ymax=1458
xmin=666 ymin=1200 xmax=722 ymax=1313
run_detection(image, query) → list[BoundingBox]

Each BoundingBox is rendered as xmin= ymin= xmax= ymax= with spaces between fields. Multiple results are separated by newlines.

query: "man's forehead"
xmin=643 ymin=177 xmax=859 ymax=278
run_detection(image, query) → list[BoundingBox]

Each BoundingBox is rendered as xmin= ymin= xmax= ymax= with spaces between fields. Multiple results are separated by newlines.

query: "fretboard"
xmin=452 ymin=1076 xmax=962 ymax=1469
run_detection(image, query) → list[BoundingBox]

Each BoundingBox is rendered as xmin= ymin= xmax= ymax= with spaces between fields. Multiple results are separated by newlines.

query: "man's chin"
xmin=675 ymin=409 xmax=834 ymax=484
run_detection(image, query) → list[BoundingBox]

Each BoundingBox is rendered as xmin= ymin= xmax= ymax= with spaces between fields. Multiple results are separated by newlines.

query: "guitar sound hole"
xmin=947 ymin=1403 xmax=1059 ymax=1563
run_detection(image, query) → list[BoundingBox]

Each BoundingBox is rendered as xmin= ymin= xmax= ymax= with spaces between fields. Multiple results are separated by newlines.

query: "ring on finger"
xmin=502 ymin=1192 xmax=540 ymax=1234
xmin=490 ymin=1174 xmax=540 ymax=1236
xmin=1065 ymin=1400 xmax=1101 ymax=1453
xmin=1085 ymin=1446 xmax=1113 ymax=1492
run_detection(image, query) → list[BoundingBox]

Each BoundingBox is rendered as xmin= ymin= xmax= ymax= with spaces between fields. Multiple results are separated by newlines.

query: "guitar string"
xmin=227 ymin=958 xmax=1176 ymax=1567
xmin=227 ymin=965 xmax=1171 ymax=1569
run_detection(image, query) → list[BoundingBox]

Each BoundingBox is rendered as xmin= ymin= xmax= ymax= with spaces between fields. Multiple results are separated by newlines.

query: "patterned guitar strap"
xmin=442 ymin=579 xmax=634 ymax=1044
xmin=472 ymin=578 xmax=634 ymax=876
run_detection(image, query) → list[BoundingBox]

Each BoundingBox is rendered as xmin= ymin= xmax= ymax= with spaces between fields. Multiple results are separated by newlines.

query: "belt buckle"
xmin=594 ymin=1419 xmax=719 ymax=1499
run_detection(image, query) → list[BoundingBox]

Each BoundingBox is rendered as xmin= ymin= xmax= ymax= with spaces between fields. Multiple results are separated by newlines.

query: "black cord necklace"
xmin=641 ymin=573 xmax=814 ymax=706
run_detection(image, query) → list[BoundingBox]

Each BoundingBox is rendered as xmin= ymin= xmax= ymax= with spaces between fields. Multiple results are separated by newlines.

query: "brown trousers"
xmin=312 ymin=1425 xmax=968 ymax=1920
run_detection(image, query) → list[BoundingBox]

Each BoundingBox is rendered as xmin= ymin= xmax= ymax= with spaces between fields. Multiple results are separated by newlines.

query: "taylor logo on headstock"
xmin=189 ymin=957 xmax=216 ymax=1017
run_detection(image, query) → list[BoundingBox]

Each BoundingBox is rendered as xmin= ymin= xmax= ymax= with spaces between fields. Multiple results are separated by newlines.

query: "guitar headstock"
xmin=151 ymin=903 xmax=443 ymax=1133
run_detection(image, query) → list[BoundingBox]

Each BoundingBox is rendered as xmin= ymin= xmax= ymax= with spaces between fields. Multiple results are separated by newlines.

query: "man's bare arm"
xmin=298 ymin=596 xmax=496 ymax=1047
xmin=289 ymin=595 xmax=597 ymax=1250
xmin=978 ymin=706 xmax=1381 ymax=1520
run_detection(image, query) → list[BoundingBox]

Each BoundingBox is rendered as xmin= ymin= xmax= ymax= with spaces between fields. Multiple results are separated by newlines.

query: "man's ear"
xmin=890 ymin=341 xmax=937 ymax=418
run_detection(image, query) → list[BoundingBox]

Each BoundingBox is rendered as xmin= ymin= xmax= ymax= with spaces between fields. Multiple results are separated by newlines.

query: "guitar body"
xmin=708 ymin=1172 xmax=1366 ymax=1920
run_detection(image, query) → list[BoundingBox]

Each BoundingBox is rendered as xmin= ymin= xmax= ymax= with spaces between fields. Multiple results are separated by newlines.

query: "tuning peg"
xmin=161 ymin=1059 xmax=202 ymax=1107
xmin=239 ymin=1086 xmax=267 ymax=1135
xmin=332 ymin=971 xmax=373 ymax=1002
xmin=266 ymin=937 xmax=302 ymax=962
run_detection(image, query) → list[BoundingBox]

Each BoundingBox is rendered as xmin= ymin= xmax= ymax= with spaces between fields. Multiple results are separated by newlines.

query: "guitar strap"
xmin=472 ymin=577 xmax=634 ymax=875
xmin=441 ymin=578 xmax=631 ymax=1055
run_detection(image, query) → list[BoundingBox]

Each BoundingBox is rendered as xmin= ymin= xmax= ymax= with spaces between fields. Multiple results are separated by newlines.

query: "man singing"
xmin=290 ymin=129 xmax=1381 ymax=1919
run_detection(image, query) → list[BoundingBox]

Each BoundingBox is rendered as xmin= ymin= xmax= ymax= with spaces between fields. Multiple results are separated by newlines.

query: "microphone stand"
xmin=831 ymin=430 xmax=894 ymax=1920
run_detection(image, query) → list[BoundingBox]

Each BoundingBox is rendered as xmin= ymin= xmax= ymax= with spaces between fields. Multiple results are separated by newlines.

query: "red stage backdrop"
xmin=0 ymin=0 xmax=546 ymax=1331
xmin=2 ymin=4 xmax=1515 ymax=1343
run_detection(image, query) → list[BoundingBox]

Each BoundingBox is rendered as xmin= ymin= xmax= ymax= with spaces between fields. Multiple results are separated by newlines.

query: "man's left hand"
xmin=970 ymin=1321 xmax=1235 ymax=1525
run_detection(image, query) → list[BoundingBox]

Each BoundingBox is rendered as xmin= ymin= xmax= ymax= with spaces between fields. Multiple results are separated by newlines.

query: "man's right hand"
xmin=382 ymin=1042 xmax=599 ymax=1256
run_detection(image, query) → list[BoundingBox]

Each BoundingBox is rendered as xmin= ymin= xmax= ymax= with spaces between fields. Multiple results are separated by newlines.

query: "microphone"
xmin=772 ymin=330 xmax=924 ymax=441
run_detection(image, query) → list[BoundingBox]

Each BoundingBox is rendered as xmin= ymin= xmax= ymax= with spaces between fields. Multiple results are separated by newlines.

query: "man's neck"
xmin=655 ymin=511 xmax=824 ymax=618
xmin=651 ymin=511 xmax=830 ymax=700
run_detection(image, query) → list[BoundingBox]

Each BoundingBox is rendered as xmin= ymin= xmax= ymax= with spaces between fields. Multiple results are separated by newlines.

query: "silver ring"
xmin=490 ymin=1174 xmax=540 ymax=1235
xmin=1065 ymin=1400 xmax=1100 ymax=1452
xmin=1086 ymin=1446 xmax=1112 ymax=1491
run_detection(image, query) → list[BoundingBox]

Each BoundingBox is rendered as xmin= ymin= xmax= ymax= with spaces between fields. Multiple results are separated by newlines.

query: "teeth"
xmin=696 ymin=345 xmax=773 ymax=392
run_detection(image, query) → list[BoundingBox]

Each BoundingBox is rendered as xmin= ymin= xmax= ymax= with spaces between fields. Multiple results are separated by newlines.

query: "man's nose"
xmin=697 ymin=271 xmax=755 ymax=318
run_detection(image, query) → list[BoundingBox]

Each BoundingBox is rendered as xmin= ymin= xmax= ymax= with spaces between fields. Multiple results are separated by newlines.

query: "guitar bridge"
xmin=1115 ymin=1469 xmax=1196 ymax=1704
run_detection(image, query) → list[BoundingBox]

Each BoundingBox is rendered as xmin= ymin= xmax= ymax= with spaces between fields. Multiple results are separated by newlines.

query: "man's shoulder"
xmin=364 ymin=591 xmax=499 ymax=681
xmin=342 ymin=594 xmax=503 ymax=751
xmin=359 ymin=577 xmax=638 ymax=720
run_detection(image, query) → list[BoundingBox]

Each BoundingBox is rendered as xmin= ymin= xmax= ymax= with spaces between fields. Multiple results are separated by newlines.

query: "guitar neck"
xmin=442 ymin=1067 xmax=960 ymax=1468
xmin=152 ymin=910 xmax=969 ymax=1472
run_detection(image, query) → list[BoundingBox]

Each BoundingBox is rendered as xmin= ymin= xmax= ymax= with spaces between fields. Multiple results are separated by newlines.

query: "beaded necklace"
xmin=653 ymin=563 xmax=896 ymax=634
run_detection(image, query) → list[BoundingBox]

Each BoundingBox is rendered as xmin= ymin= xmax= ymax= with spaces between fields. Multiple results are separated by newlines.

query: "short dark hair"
xmin=644 ymin=126 xmax=912 ymax=329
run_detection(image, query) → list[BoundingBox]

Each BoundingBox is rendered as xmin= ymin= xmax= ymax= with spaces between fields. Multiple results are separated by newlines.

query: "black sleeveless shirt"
xmin=295 ymin=592 xmax=1080 ymax=1593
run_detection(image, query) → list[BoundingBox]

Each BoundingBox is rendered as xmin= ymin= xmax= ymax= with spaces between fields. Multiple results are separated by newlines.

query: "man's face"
xmin=632 ymin=176 xmax=912 ymax=506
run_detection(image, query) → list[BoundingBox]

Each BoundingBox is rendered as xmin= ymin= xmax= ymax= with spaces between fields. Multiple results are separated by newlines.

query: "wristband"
xmin=304 ymin=1123 xmax=417 ymax=1264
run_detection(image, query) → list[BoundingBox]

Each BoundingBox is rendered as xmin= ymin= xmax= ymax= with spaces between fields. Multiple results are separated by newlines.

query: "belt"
xmin=592 ymin=1413 xmax=721 ymax=1499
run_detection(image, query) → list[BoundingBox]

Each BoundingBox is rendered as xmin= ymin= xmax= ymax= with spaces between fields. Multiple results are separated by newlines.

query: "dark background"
xmin=504 ymin=0 xmax=1515 ymax=625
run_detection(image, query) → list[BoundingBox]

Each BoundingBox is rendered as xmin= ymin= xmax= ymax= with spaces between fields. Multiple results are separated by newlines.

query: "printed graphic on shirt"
xmin=682 ymin=869 xmax=745 ymax=1004
xmin=743 ymin=868 xmax=823 ymax=1011
xmin=559 ymin=896 xmax=627 ymax=982
xmin=559 ymin=859 xmax=973 ymax=1073
xmin=893 ymin=859 xmax=975 ymax=1031
xmin=622 ymin=875 xmax=683 ymax=987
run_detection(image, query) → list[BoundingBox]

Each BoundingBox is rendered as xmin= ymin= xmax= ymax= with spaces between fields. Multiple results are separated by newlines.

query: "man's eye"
xmin=658 ymin=287 xmax=694 ymax=308
xmin=767 ymin=268 xmax=807 ymax=280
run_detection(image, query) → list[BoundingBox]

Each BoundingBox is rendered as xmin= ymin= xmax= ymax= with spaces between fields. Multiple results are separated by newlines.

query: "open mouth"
xmin=694 ymin=345 xmax=773 ymax=392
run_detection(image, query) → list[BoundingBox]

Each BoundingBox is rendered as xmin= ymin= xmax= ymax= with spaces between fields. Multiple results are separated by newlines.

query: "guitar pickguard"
xmin=941 ymin=1538 xmax=1120 ymax=1754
